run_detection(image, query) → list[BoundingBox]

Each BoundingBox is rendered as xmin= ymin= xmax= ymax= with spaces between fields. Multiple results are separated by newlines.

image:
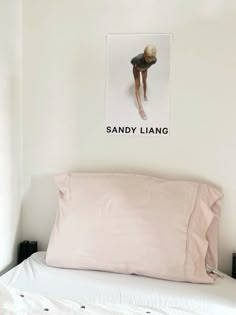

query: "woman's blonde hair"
xmin=144 ymin=45 xmax=157 ymax=57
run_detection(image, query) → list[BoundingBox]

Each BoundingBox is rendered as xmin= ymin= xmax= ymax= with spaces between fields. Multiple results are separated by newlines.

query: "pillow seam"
xmin=184 ymin=184 xmax=200 ymax=282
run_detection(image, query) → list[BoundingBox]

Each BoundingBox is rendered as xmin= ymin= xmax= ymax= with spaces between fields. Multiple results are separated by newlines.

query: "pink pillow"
xmin=46 ymin=173 xmax=222 ymax=283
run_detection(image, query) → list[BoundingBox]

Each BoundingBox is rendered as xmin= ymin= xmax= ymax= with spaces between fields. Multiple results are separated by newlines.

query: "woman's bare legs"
xmin=142 ymin=69 xmax=148 ymax=101
xmin=133 ymin=66 xmax=147 ymax=120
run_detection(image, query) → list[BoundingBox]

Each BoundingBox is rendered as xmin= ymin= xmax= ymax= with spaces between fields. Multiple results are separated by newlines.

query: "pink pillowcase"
xmin=46 ymin=173 xmax=222 ymax=283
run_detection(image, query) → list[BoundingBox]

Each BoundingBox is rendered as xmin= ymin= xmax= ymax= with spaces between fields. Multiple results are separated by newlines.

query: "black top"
xmin=131 ymin=53 xmax=157 ymax=70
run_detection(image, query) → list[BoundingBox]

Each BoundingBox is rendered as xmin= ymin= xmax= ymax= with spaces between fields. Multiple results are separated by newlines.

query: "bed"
xmin=1 ymin=172 xmax=235 ymax=314
xmin=0 ymin=251 xmax=236 ymax=314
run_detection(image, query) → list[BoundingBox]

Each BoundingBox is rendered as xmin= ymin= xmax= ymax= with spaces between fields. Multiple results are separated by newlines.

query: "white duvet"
xmin=0 ymin=283 xmax=234 ymax=315
xmin=1 ymin=253 xmax=236 ymax=315
xmin=0 ymin=283 xmax=236 ymax=315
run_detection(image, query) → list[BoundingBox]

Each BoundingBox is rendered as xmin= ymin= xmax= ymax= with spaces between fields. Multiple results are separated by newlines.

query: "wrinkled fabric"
xmin=46 ymin=173 xmax=222 ymax=283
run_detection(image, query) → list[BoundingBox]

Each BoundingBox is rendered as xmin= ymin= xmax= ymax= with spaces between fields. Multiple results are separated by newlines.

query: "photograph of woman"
xmin=106 ymin=34 xmax=171 ymax=136
xmin=131 ymin=45 xmax=157 ymax=120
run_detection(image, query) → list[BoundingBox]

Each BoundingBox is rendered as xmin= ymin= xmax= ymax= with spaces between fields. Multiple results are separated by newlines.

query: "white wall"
xmin=0 ymin=0 xmax=21 ymax=274
xmin=22 ymin=0 xmax=236 ymax=275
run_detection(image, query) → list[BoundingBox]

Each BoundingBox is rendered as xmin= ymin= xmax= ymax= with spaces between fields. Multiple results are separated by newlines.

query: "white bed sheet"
xmin=1 ymin=252 xmax=236 ymax=313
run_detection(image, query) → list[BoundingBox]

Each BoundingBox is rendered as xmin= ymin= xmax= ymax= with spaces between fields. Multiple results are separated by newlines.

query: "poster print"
xmin=106 ymin=34 xmax=172 ymax=136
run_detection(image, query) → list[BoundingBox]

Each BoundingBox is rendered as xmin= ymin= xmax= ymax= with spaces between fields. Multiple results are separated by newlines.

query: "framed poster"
xmin=106 ymin=33 xmax=172 ymax=136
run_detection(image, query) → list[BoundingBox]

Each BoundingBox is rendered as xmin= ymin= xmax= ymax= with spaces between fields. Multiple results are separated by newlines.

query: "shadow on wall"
xmin=0 ymin=220 xmax=21 ymax=276
xmin=0 ymin=74 xmax=22 ymax=275
xmin=22 ymin=174 xmax=59 ymax=251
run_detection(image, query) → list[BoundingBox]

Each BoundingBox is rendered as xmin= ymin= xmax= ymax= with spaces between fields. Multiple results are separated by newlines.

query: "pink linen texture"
xmin=46 ymin=173 xmax=223 ymax=284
